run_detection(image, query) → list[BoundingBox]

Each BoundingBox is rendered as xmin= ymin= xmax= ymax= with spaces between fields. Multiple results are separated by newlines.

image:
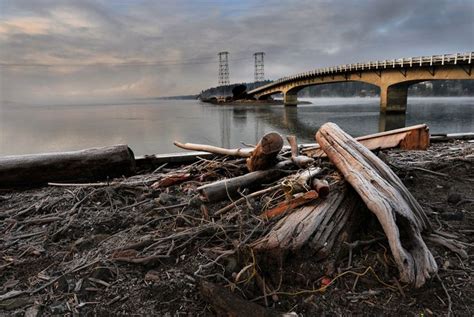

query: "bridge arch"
xmin=248 ymin=52 xmax=473 ymax=113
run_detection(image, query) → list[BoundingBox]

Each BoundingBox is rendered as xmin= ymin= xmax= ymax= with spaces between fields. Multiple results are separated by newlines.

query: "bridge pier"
xmin=283 ymin=91 xmax=298 ymax=106
xmin=380 ymin=83 xmax=409 ymax=113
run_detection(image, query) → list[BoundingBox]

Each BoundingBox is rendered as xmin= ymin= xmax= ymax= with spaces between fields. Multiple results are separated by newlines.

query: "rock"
xmin=144 ymin=270 xmax=160 ymax=282
xmin=90 ymin=267 xmax=115 ymax=282
xmin=440 ymin=211 xmax=464 ymax=221
xmin=24 ymin=305 xmax=41 ymax=317
xmin=54 ymin=275 xmax=69 ymax=293
xmin=157 ymin=193 xmax=177 ymax=205
xmin=0 ymin=296 xmax=33 ymax=310
xmin=49 ymin=302 xmax=68 ymax=314
xmin=447 ymin=192 xmax=462 ymax=204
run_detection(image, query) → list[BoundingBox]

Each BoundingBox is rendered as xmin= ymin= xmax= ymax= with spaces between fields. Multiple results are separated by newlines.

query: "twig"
xmin=436 ymin=273 xmax=453 ymax=317
xmin=215 ymin=184 xmax=281 ymax=216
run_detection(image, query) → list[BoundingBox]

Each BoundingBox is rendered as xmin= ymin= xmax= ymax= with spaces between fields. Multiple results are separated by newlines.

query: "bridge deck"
xmin=248 ymin=52 xmax=473 ymax=95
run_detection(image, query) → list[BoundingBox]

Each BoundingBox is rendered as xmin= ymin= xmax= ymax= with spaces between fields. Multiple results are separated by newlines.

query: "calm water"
xmin=0 ymin=97 xmax=473 ymax=156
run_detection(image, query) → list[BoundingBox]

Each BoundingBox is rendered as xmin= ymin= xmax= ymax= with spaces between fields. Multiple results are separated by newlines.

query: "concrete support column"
xmin=378 ymin=113 xmax=407 ymax=132
xmin=283 ymin=91 xmax=298 ymax=106
xmin=380 ymin=83 xmax=409 ymax=113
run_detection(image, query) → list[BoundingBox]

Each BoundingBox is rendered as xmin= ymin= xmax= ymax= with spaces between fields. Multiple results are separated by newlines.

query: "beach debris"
xmin=311 ymin=178 xmax=330 ymax=198
xmin=253 ymin=184 xmax=363 ymax=253
xmin=260 ymin=190 xmax=319 ymax=220
xmin=286 ymin=135 xmax=314 ymax=168
xmin=245 ymin=132 xmax=284 ymax=171
xmin=196 ymin=161 xmax=292 ymax=202
xmin=303 ymin=124 xmax=430 ymax=157
xmin=0 ymin=145 xmax=135 ymax=188
xmin=199 ymin=280 xmax=282 ymax=317
xmin=1 ymin=121 xmax=472 ymax=316
xmin=316 ymin=122 xmax=437 ymax=287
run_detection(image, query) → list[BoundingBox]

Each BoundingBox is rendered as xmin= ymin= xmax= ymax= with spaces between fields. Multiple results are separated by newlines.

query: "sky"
xmin=0 ymin=0 xmax=473 ymax=104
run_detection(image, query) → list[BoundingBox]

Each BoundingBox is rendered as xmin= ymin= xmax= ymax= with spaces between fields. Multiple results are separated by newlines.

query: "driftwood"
xmin=303 ymin=124 xmax=430 ymax=157
xmin=286 ymin=135 xmax=314 ymax=168
xmin=0 ymin=145 xmax=135 ymax=188
xmin=260 ymin=190 xmax=318 ymax=219
xmin=199 ymin=281 xmax=281 ymax=317
xmin=173 ymin=141 xmax=252 ymax=157
xmin=246 ymin=132 xmax=284 ymax=171
xmin=254 ymin=184 xmax=363 ymax=255
xmin=281 ymin=167 xmax=321 ymax=195
xmin=311 ymin=179 xmax=329 ymax=198
xmin=197 ymin=161 xmax=292 ymax=202
xmin=316 ymin=122 xmax=437 ymax=287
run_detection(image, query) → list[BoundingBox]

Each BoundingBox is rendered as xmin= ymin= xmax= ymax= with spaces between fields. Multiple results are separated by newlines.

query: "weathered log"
xmin=311 ymin=179 xmax=329 ymax=198
xmin=286 ymin=135 xmax=314 ymax=168
xmin=173 ymin=141 xmax=252 ymax=157
xmin=199 ymin=280 xmax=281 ymax=317
xmin=316 ymin=122 xmax=437 ymax=287
xmin=246 ymin=132 xmax=284 ymax=171
xmin=254 ymin=184 xmax=363 ymax=254
xmin=197 ymin=161 xmax=292 ymax=202
xmin=302 ymin=124 xmax=430 ymax=157
xmin=0 ymin=145 xmax=135 ymax=188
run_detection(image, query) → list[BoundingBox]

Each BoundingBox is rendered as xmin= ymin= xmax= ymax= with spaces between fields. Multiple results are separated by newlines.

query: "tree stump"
xmin=246 ymin=132 xmax=284 ymax=171
xmin=253 ymin=184 xmax=364 ymax=256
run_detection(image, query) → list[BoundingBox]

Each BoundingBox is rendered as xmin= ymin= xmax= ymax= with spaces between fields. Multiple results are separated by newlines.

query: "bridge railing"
xmin=249 ymin=52 xmax=473 ymax=94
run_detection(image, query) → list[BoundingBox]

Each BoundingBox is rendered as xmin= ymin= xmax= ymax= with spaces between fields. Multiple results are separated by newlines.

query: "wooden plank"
xmin=302 ymin=124 xmax=430 ymax=157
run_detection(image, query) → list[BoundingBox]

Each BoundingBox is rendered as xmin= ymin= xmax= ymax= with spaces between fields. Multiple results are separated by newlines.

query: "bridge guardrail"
xmin=248 ymin=52 xmax=473 ymax=94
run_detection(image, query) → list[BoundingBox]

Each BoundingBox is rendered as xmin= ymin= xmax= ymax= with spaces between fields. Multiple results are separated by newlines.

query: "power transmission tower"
xmin=254 ymin=52 xmax=265 ymax=82
xmin=218 ymin=51 xmax=230 ymax=85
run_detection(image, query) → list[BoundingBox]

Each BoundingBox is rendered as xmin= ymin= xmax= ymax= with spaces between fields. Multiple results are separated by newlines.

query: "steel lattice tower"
xmin=254 ymin=52 xmax=265 ymax=82
xmin=218 ymin=51 xmax=230 ymax=85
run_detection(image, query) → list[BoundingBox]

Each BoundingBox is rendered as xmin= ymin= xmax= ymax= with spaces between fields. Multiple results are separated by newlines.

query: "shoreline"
xmin=0 ymin=136 xmax=472 ymax=316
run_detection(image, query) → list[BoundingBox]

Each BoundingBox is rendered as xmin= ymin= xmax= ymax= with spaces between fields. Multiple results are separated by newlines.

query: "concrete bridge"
xmin=247 ymin=52 xmax=473 ymax=113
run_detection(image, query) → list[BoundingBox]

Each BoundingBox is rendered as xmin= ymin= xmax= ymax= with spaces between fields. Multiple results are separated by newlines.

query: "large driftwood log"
xmin=197 ymin=161 xmax=292 ymax=202
xmin=254 ymin=184 xmax=363 ymax=256
xmin=0 ymin=145 xmax=136 ymax=188
xmin=316 ymin=122 xmax=437 ymax=287
xmin=246 ymin=132 xmax=284 ymax=171
xmin=199 ymin=280 xmax=281 ymax=317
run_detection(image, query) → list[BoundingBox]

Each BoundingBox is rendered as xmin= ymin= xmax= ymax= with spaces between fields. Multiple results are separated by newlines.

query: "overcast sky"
xmin=0 ymin=0 xmax=473 ymax=104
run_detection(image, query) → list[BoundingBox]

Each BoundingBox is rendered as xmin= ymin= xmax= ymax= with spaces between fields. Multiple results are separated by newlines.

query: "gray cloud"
xmin=0 ymin=0 xmax=473 ymax=104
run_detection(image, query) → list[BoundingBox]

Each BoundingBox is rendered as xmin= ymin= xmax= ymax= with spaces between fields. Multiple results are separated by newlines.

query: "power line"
xmin=0 ymin=55 xmax=252 ymax=68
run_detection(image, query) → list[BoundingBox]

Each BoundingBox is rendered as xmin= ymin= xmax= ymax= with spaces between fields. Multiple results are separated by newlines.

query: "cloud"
xmin=0 ymin=0 xmax=473 ymax=104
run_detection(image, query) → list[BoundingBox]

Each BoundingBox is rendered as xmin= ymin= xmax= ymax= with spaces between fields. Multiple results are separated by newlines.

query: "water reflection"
xmin=378 ymin=113 xmax=407 ymax=132
xmin=0 ymin=97 xmax=472 ymax=156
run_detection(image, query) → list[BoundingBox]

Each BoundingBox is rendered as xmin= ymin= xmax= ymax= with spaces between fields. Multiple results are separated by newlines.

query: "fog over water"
xmin=0 ymin=97 xmax=472 ymax=156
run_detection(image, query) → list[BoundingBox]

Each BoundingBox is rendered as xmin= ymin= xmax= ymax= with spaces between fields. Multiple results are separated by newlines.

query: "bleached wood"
xmin=254 ymin=185 xmax=361 ymax=253
xmin=316 ymin=122 xmax=437 ymax=287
